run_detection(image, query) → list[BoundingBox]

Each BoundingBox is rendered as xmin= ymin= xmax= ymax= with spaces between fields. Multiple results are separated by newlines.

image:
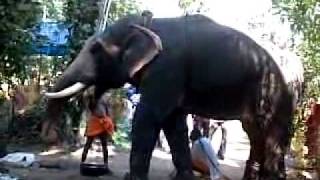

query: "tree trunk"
xmin=305 ymin=103 xmax=320 ymax=159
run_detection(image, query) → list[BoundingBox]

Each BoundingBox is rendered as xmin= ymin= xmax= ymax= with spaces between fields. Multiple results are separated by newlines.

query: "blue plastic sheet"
xmin=30 ymin=21 xmax=71 ymax=56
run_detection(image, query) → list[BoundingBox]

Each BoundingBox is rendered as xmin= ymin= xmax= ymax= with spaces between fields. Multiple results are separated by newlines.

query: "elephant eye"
xmin=90 ymin=42 xmax=103 ymax=54
xmin=90 ymin=42 xmax=115 ymax=65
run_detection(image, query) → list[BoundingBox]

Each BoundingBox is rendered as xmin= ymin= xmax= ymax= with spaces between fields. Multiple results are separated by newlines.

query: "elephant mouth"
xmin=44 ymin=82 xmax=87 ymax=99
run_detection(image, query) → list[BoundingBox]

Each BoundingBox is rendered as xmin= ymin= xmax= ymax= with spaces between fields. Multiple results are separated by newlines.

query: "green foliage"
xmin=0 ymin=1 xmax=41 ymax=85
xmin=58 ymin=98 xmax=84 ymax=144
xmin=273 ymin=0 xmax=320 ymax=172
xmin=42 ymin=0 xmax=65 ymax=20
xmin=63 ymin=0 xmax=141 ymax=61
xmin=9 ymin=96 xmax=82 ymax=144
xmin=9 ymin=97 xmax=47 ymax=143
xmin=107 ymin=89 xmax=131 ymax=149
xmin=178 ymin=0 xmax=208 ymax=14
xmin=63 ymin=0 xmax=100 ymax=61
xmin=113 ymin=129 xmax=131 ymax=150
xmin=291 ymin=106 xmax=308 ymax=168
xmin=108 ymin=0 xmax=141 ymax=22
xmin=273 ymin=0 xmax=320 ymax=93
xmin=0 ymin=92 xmax=6 ymax=106
xmin=179 ymin=0 xmax=195 ymax=10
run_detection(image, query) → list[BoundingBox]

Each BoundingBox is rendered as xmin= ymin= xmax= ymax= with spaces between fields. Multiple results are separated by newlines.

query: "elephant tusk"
xmin=45 ymin=82 xmax=86 ymax=99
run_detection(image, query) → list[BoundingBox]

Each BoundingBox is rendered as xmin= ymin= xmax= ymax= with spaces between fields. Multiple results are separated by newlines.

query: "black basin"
xmin=80 ymin=163 xmax=110 ymax=176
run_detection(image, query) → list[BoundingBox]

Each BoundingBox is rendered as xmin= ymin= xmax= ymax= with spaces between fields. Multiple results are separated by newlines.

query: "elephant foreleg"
xmin=162 ymin=109 xmax=195 ymax=180
xmin=127 ymin=103 xmax=161 ymax=180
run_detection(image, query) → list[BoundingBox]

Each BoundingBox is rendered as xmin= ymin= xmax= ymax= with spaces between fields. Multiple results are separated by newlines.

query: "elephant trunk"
xmin=42 ymin=68 xmax=90 ymax=143
xmin=41 ymin=36 xmax=97 ymax=143
xmin=41 ymin=97 xmax=67 ymax=143
xmin=41 ymin=73 xmax=76 ymax=143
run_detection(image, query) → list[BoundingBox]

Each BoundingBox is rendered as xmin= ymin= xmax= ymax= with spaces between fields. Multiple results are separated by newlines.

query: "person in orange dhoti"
xmin=81 ymin=94 xmax=114 ymax=174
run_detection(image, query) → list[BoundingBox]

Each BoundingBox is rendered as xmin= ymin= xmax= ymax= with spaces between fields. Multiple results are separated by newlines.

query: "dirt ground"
xmin=5 ymin=121 xmax=250 ymax=180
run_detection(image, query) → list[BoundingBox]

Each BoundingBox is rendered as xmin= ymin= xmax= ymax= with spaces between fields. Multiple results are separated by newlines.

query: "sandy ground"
xmin=6 ymin=121 xmax=250 ymax=180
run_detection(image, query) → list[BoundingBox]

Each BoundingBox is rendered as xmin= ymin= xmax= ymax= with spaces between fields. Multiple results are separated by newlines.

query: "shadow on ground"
xmin=5 ymin=121 xmax=249 ymax=180
xmin=8 ymin=149 xmax=247 ymax=180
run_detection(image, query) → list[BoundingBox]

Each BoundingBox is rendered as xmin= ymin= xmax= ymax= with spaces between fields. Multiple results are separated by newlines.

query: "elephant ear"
xmin=122 ymin=24 xmax=163 ymax=78
xmin=95 ymin=11 xmax=162 ymax=78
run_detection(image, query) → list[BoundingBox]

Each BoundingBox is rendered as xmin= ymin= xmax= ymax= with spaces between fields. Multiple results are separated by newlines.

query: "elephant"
xmin=42 ymin=11 xmax=303 ymax=180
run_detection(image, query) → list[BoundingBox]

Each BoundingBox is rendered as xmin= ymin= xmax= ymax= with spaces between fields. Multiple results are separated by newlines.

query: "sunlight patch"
xmin=152 ymin=149 xmax=172 ymax=160
xmin=219 ymin=159 xmax=240 ymax=168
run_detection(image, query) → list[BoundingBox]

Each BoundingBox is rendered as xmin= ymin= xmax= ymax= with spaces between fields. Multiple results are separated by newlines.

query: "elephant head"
xmin=41 ymin=11 xmax=162 ymax=142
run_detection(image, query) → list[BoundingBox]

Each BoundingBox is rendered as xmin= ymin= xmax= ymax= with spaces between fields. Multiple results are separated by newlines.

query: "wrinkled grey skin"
xmin=43 ymin=12 xmax=301 ymax=180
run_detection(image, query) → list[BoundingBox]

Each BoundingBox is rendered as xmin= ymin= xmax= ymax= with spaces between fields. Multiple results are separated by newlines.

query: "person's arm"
xmin=93 ymin=97 xmax=109 ymax=117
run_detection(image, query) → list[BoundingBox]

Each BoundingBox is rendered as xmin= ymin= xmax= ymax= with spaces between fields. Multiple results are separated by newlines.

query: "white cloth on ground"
xmin=0 ymin=152 xmax=36 ymax=167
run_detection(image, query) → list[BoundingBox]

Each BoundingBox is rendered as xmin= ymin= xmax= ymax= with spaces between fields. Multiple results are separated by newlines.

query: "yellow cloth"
xmin=85 ymin=114 xmax=114 ymax=137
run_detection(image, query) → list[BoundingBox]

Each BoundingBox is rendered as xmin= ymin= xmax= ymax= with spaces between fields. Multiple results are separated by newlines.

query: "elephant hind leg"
xmin=260 ymin=106 xmax=293 ymax=179
xmin=260 ymin=119 xmax=290 ymax=180
xmin=241 ymin=114 xmax=265 ymax=180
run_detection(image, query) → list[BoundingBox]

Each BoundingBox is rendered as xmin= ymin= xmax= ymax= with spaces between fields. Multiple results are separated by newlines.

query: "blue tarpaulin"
xmin=31 ymin=20 xmax=71 ymax=56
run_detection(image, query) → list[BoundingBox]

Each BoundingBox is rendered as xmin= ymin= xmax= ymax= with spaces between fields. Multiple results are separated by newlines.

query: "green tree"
xmin=0 ymin=0 xmax=41 ymax=156
xmin=64 ymin=0 xmax=141 ymax=63
xmin=108 ymin=0 xmax=141 ymax=22
xmin=43 ymin=0 xmax=65 ymax=20
xmin=64 ymin=0 xmax=100 ymax=61
xmin=273 ymin=0 xmax=320 ymax=93
xmin=178 ymin=0 xmax=208 ymax=14
xmin=0 ymin=1 xmax=41 ymax=86
xmin=273 ymin=0 xmax=320 ymax=175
